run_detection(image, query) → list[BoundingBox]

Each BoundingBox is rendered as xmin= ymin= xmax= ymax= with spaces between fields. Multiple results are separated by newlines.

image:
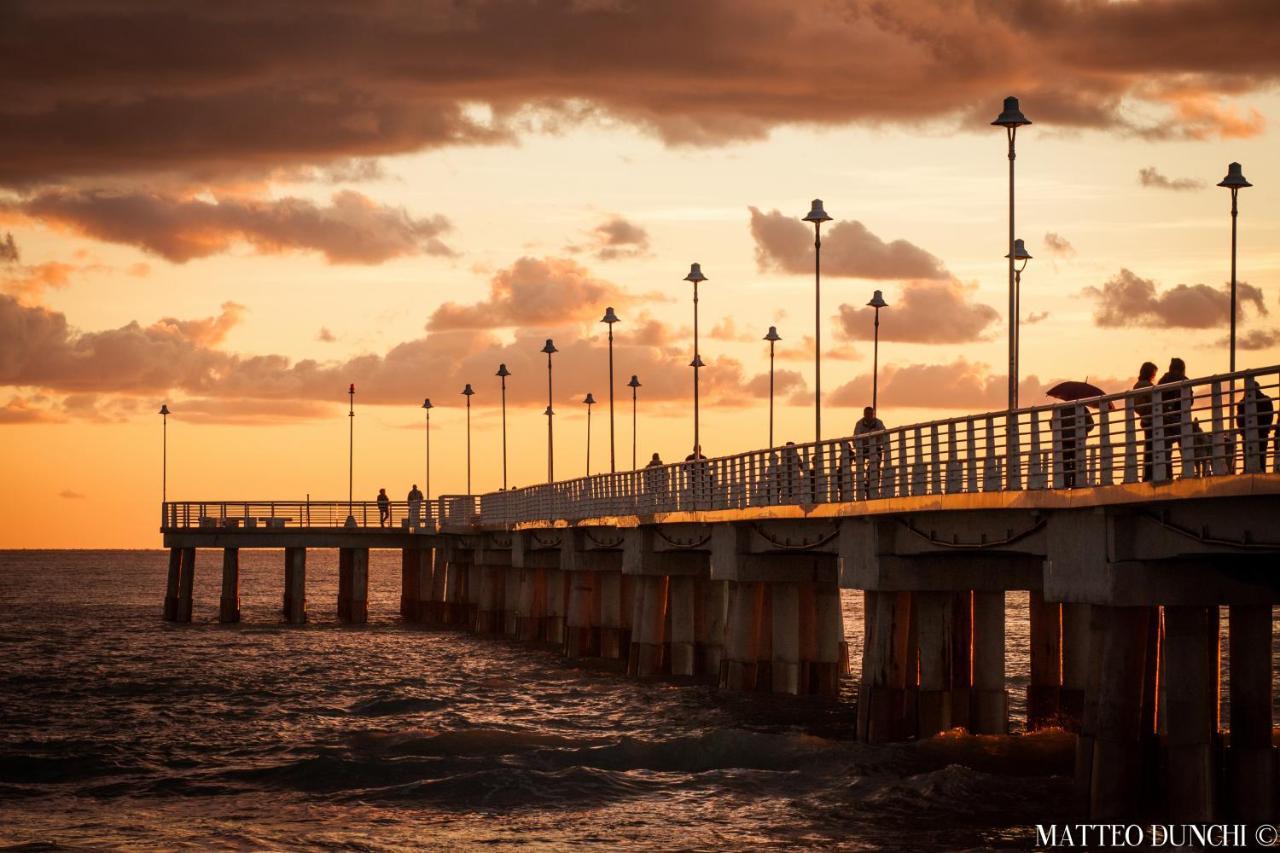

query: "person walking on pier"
xmin=376 ymin=488 xmax=390 ymax=527
xmin=1133 ymin=362 xmax=1158 ymax=482
xmin=407 ymin=483 xmax=424 ymax=527
xmin=1157 ymin=358 xmax=1189 ymax=480
xmin=853 ymin=406 xmax=887 ymax=498
xmin=1236 ymin=377 xmax=1275 ymax=473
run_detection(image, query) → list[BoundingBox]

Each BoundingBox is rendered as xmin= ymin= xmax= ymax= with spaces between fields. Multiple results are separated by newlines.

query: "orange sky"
xmin=2 ymin=1 xmax=1279 ymax=547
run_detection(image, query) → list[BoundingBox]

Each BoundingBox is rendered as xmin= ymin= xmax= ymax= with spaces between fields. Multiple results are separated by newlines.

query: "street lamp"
xmin=583 ymin=392 xmax=596 ymax=476
xmin=803 ymin=199 xmax=832 ymax=443
xmin=158 ymin=404 xmax=170 ymax=511
xmin=421 ymin=398 xmax=433 ymax=501
xmin=496 ymin=364 xmax=511 ymax=490
xmin=1218 ymin=162 xmax=1252 ymax=374
xmin=763 ymin=326 xmax=781 ymax=448
xmin=684 ymin=263 xmax=707 ymax=455
xmin=345 ymin=383 xmax=356 ymax=527
xmin=461 ymin=383 xmax=475 ymax=495
xmin=992 ymin=95 xmax=1031 ymax=410
xmin=542 ymin=338 xmax=558 ymax=483
xmin=601 ymin=307 xmax=619 ymax=473
xmin=627 ymin=375 xmax=641 ymax=470
xmin=867 ymin=291 xmax=888 ymax=413
xmin=1005 ymin=239 xmax=1032 ymax=402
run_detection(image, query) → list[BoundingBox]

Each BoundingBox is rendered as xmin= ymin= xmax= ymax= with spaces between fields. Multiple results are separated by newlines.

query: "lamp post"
xmin=345 ymin=383 xmax=356 ymax=527
xmin=583 ymin=392 xmax=596 ymax=476
xmin=684 ymin=263 xmax=707 ymax=455
xmin=461 ymin=383 xmax=475 ymax=494
xmin=992 ymin=96 xmax=1031 ymax=410
xmin=627 ymin=375 xmax=641 ymax=470
xmin=763 ymin=326 xmax=780 ymax=448
xmin=1005 ymin=239 xmax=1032 ymax=402
xmin=421 ymin=398 xmax=433 ymax=501
xmin=803 ymin=199 xmax=832 ymax=443
xmin=601 ymin=307 xmax=619 ymax=473
xmin=542 ymin=338 xmax=557 ymax=483
xmin=867 ymin=291 xmax=888 ymax=413
xmin=1218 ymin=162 xmax=1252 ymax=374
xmin=158 ymin=404 xmax=170 ymax=510
xmin=496 ymin=364 xmax=511 ymax=490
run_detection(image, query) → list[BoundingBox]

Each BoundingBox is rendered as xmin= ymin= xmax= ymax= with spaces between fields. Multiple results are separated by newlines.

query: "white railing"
xmin=161 ymin=366 xmax=1279 ymax=532
xmin=161 ymin=499 xmax=438 ymax=531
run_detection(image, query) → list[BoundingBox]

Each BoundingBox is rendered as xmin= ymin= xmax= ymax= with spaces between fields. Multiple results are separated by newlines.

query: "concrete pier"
xmin=599 ymin=571 xmax=624 ymax=659
xmin=669 ymin=575 xmax=696 ymax=676
xmin=400 ymin=548 xmax=420 ymax=621
xmin=859 ymin=590 xmax=912 ymax=742
xmin=1087 ymin=606 xmax=1150 ymax=821
xmin=1027 ymin=590 xmax=1062 ymax=730
xmin=698 ymin=578 xmax=727 ymax=679
xmin=971 ymin=591 xmax=1007 ymax=734
xmin=337 ymin=547 xmax=369 ymax=624
xmin=175 ymin=547 xmax=195 ymax=623
xmin=1228 ymin=604 xmax=1274 ymax=822
xmin=219 ymin=547 xmax=240 ymax=623
xmin=629 ymin=575 xmax=667 ymax=677
xmin=283 ymin=547 xmax=306 ymax=624
xmin=1163 ymin=605 xmax=1219 ymax=822
xmin=163 ymin=548 xmax=182 ymax=621
xmin=1060 ymin=603 xmax=1091 ymax=729
xmin=915 ymin=591 xmax=953 ymax=736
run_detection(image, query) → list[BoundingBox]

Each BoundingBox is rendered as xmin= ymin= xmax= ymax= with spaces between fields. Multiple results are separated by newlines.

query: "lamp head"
xmin=601 ymin=306 xmax=620 ymax=324
xmin=802 ymin=198 xmax=832 ymax=223
xmin=496 ymin=363 xmax=511 ymax=378
xmin=866 ymin=290 xmax=888 ymax=309
xmin=684 ymin=262 xmax=707 ymax=283
xmin=462 ymin=383 xmax=475 ymax=396
xmin=689 ymin=354 xmax=705 ymax=368
xmin=541 ymin=338 xmax=558 ymax=355
xmin=991 ymin=95 xmax=1031 ymax=128
xmin=764 ymin=325 xmax=781 ymax=342
xmin=421 ymin=398 xmax=433 ymax=410
xmin=627 ymin=374 xmax=641 ymax=389
xmin=348 ymin=383 xmax=356 ymax=395
xmin=1218 ymin=161 xmax=1252 ymax=190
xmin=544 ymin=405 xmax=554 ymax=416
xmin=1005 ymin=238 xmax=1033 ymax=262
xmin=583 ymin=392 xmax=596 ymax=405
xmin=158 ymin=404 xmax=170 ymax=416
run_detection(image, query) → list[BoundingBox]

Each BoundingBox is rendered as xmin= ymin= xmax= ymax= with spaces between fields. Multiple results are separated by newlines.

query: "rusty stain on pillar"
xmin=413 ymin=549 xmax=434 ymax=625
xmin=163 ymin=548 xmax=182 ymax=621
xmin=598 ymin=571 xmax=624 ymax=659
xmin=668 ymin=575 xmax=696 ymax=676
xmin=283 ymin=547 xmax=307 ymax=624
xmin=565 ymin=570 xmax=599 ymax=658
xmin=629 ymin=575 xmax=668 ymax=677
xmin=175 ymin=547 xmax=196 ymax=623
xmin=1163 ymin=605 xmax=1220 ymax=822
xmin=219 ymin=547 xmax=240 ymax=624
xmin=858 ymin=590 xmax=913 ymax=742
xmin=1227 ymin=604 xmax=1274 ymax=822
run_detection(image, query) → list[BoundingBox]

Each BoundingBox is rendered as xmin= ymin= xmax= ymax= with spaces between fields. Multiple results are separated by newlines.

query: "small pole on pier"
xmin=602 ymin=307 xmax=619 ymax=474
xmin=627 ymin=375 xmax=641 ymax=470
xmin=583 ymin=393 xmax=596 ymax=476
xmin=345 ymin=384 xmax=356 ymax=527
xmin=462 ymin=383 xmax=475 ymax=495
xmin=1217 ymin=162 xmax=1251 ymax=378
xmin=991 ymin=95 xmax=1031 ymax=410
xmin=803 ymin=199 xmax=832 ymax=443
xmin=684 ymin=263 xmax=707 ymax=457
xmin=158 ymin=403 xmax=170 ymax=510
xmin=495 ymin=365 xmax=510 ymax=490
xmin=763 ymin=327 xmax=780 ymax=448
xmin=542 ymin=339 xmax=558 ymax=483
xmin=1005 ymin=239 xmax=1032 ymax=404
xmin=866 ymin=291 xmax=888 ymax=414
xmin=421 ymin=398 xmax=433 ymax=501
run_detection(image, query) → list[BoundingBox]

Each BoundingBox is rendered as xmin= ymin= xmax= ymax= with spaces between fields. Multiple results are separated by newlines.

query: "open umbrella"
xmin=1046 ymin=380 xmax=1115 ymax=410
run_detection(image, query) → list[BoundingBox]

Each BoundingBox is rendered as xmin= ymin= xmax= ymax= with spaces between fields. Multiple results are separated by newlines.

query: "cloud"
xmin=744 ymin=369 xmax=806 ymax=399
xmin=58 ymin=490 xmax=85 ymax=499
xmin=1024 ymin=311 xmax=1050 ymax=325
xmin=1042 ymin=232 xmax=1074 ymax=257
xmin=1085 ymin=269 xmax=1267 ymax=328
xmin=749 ymin=207 xmax=947 ymax=279
xmin=586 ymin=215 xmax=650 ymax=261
xmin=773 ymin=335 xmax=860 ymax=362
xmin=168 ymin=397 xmax=335 ymax=425
xmin=317 ymin=327 xmax=337 ymax=343
xmin=5 ymin=189 xmax=454 ymax=264
xmin=828 ymin=359 xmax=1055 ymax=410
xmin=428 ymin=256 xmax=627 ymax=330
xmin=836 ymin=280 xmax=999 ymax=344
xmin=1215 ymin=329 xmax=1280 ymax=351
xmin=1137 ymin=167 xmax=1205 ymax=191
xmin=0 ymin=233 xmax=17 ymax=263
xmin=708 ymin=316 xmax=757 ymax=342
xmin=153 ymin=302 xmax=245 ymax=347
xmin=0 ymin=395 xmax=65 ymax=424
xmin=2 ymin=261 xmax=76 ymax=301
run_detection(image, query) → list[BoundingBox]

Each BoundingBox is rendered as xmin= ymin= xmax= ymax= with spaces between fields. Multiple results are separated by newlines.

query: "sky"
xmin=2 ymin=0 xmax=1279 ymax=547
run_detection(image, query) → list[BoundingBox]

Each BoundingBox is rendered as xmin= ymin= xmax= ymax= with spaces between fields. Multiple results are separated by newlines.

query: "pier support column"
xmin=283 ymin=547 xmax=306 ymax=624
xmin=163 ymin=548 xmax=182 ymax=621
xmin=628 ymin=575 xmax=667 ymax=677
xmin=175 ymin=547 xmax=196 ymax=623
xmin=219 ymin=547 xmax=240 ymax=624
xmin=337 ymin=547 xmax=368 ymax=624
xmin=400 ymin=548 xmax=419 ymax=621
xmin=565 ymin=570 xmax=598 ymax=658
xmin=809 ymin=581 xmax=843 ymax=698
xmin=444 ymin=551 xmax=467 ymax=626
xmin=1164 ymin=605 xmax=1220 ymax=822
xmin=1060 ymin=603 xmax=1091 ymax=731
xmin=502 ymin=565 xmax=521 ymax=637
xmin=544 ymin=568 xmax=565 ymax=644
xmin=669 ymin=576 xmax=697 ymax=676
xmin=599 ymin=571 xmax=624 ymax=659
xmin=427 ymin=549 xmax=448 ymax=625
xmin=915 ymin=592 xmax=953 ymax=736
xmin=858 ymin=590 xmax=913 ymax=742
xmin=949 ymin=591 xmax=973 ymax=731
xmin=1088 ymin=606 xmax=1151 ymax=820
xmin=1027 ymin=590 xmax=1062 ymax=730
xmin=474 ymin=563 xmax=502 ymax=634
xmin=698 ymin=578 xmax=727 ymax=679
xmin=515 ymin=568 xmax=546 ymax=642
xmin=770 ymin=582 xmax=801 ymax=694
xmin=970 ymin=591 xmax=1007 ymax=734
xmin=412 ymin=549 xmax=434 ymax=624
xmin=1228 ymin=604 xmax=1274 ymax=822
xmin=720 ymin=581 xmax=762 ymax=690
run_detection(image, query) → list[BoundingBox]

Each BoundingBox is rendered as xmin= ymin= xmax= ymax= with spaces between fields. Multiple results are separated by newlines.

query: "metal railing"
xmin=161 ymin=499 xmax=438 ymax=531
xmin=162 ymin=366 xmax=1279 ymax=532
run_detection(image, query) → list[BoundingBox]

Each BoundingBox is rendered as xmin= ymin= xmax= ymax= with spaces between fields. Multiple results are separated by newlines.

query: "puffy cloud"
xmin=0 ymin=395 xmax=64 ymax=424
xmin=1085 ymin=269 xmax=1267 ymax=328
xmin=2 ymin=261 xmax=76 ymax=301
xmin=1138 ymin=167 xmax=1205 ymax=191
xmin=749 ymin=207 xmax=947 ymax=280
xmin=836 ymin=280 xmax=999 ymax=344
xmin=0 ymin=233 xmax=17 ymax=263
xmin=1216 ymin=329 xmax=1280 ymax=351
xmin=58 ymin=490 xmax=86 ymax=499
xmin=829 ymin=359 xmax=1054 ymax=410
xmin=428 ymin=256 xmax=627 ymax=330
xmin=153 ymin=302 xmax=245 ymax=347
xmin=744 ymin=369 xmax=806 ymax=399
xmin=317 ymin=327 xmax=337 ymax=343
xmin=587 ymin=215 xmax=650 ymax=261
xmin=1042 ymin=232 xmax=1075 ymax=257
xmin=4 ymin=189 xmax=454 ymax=264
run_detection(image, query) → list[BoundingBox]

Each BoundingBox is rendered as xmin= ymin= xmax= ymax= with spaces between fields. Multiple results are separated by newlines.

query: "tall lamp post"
xmin=496 ymin=364 xmax=511 ymax=490
xmin=627 ymin=375 xmax=641 ymax=470
xmin=542 ymin=338 xmax=558 ymax=483
xmin=421 ymin=398 xmax=433 ymax=500
xmin=684 ymin=263 xmax=707 ymax=455
xmin=583 ymin=392 xmax=596 ymax=476
xmin=1218 ymin=162 xmax=1252 ymax=374
xmin=867 ymin=291 xmax=888 ymax=413
xmin=1006 ymin=239 xmax=1032 ymax=401
xmin=803 ymin=199 xmax=832 ymax=442
xmin=764 ymin=326 xmax=781 ymax=448
xmin=601 ymin=307 xmax=619 ymax=473
xmin=159 ymin=404 xmax=170 ymax=514
xmin=461 ymin=383 xmax=475 ymax=495
xmin=992 ymin=96 xmax=1031 ymax=410
xmin=345 ymin=383 xmax=356 ymax=527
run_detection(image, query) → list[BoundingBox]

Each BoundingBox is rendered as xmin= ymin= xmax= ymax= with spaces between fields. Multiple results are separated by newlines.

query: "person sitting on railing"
xmin=1053 ymin=404 xmax=1094 ymax=488
xmin=1157 ymin=358 xmax=1189 ymax=480
xmin=376 ymin=488 xmax=390 ymax=527
xmin=1132 ymin=362 xmax=1157 ymax=482
xmin=407 ymin=483 xmax=424 ymax=527
xmin=1236 ymin=377 xmax=1275 ymax=473
xmin=853 ymin=406 xmax=887 ymax=498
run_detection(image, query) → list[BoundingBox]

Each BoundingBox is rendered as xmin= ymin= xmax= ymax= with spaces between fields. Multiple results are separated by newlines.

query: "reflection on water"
xmin=0 ymin=550 xmax=1076 ymax=849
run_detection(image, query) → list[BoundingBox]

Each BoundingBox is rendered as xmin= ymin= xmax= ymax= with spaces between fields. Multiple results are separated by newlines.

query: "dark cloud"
xmin=1042 ymin=232 xmax=1074 ymax=257
xmin=1216 ymin=329 xmax=1280 ymax=351
xmin=836 ymin=280 xmax=999 ymax=344
xmin=4 ymin=190 xmax=454 ymax=264
xmin=749 ymin=207 xmax=947 ymax=280
xmin=1085 ymin=269 xmax=1267 ymax=329
xmin=1138 ymin=167 xmax=1205 ymax=191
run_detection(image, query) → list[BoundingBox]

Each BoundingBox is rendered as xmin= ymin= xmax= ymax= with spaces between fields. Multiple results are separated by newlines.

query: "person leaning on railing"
xmin=1132 ymin=362 xmax=1157 ymax=482
xmin=1236 ymin=377 xmax=1275 ymax=473
xmin=1157 ymin=358 xmax=1189 ymax=480
xmin=853 ymin=407 xmax=887 ymax=498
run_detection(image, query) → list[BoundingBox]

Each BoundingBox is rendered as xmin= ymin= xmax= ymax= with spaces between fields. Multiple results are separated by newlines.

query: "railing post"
xmin=1123 ymin=396 xmax=1138 ymax=484
xmin=946 ymin=422 xmax=961 ymax=493
xmin=1210 ymin=381 xmax=1228 ymax=475
xmin=1242 ymin=376 xmax=1261 ymax=474
xmin=1099 ymin=402 xmax=1114 ymax=486
xmin=1028 ymin=409 xmax=1045 ymax=489
xmin=1005 ymin=410 xmax=1021 ymax=491
xmin=966 ymin=419 xmax=978 ymax=493
xmin=1178 ymin=385 xmax=1195 ymax=480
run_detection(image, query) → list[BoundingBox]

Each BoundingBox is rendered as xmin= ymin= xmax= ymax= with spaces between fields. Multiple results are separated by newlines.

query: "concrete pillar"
xmin=599 ymin=571 xmax=624 ymax=659
xmin=475 ymin=564 xmax=501 ymax=634
xmin=545 ymin=568 xmax=565 ymax=645
xmin=950 ymin=591 xmax=973 ymax=731
xmin=283 ymin=547 xmax=306 ymax=624
xmin=915 ymin=591 xmax=953 ymax=736
xmin=1164 ymin=605 xmax=1220 ymax=822
xmin=1027 ymin=590 xmax=1062 ymax=730
xmin=412 ymin=549 xmax=434 ymax=625
xmin=502 ymin=564 xmax=521 ymax=638
xmin=721 ymin=581 xmax=762 ymax=690
xmin=1074 ymin=603 xmax=1105 ymax=800
xmin=219 ymin=547 xmax=240 ymax=624
xmin=858 ymin=590 xmax=913 ymax=742
xmin=668 ymin=576 xmax=696 ymax=676
xmin=400 ymin=548 xmax=419 ymax=621
xmin=175 ymin=547 xmax=196 ymax=623
xmin=810 ymin=581 xmax=843 ymax=699
xmin=620 ymin=574 xmax=636 ymax=660
xmin=337 ymin=547 xmax=368 ymax=624
xmin=163 ymin=548 xmax=182 ymax=621
xmin=1089 ymin=606 xmax=1151 ymax=820
xmin=970 ymin=591 xmax=1007 ymax=734
xmin=428 ymin=549 xmax=448 ymax=624
xmin=565 ymin=570 xmax=598 ymax=658
xmin=1228 ymin=604 xmax=1274 ymax=822
xmin=770 ymin=582 xmax=801 ymax=694
xmin=697 ymin=578 xmax=727 ymax=679
xmin=1060 ymin=603 xmax=1091 ymax=730
xmin=464 ymin=561 xmax=481 ymax=630
xmin=445 ymin=553 xmax=465 ymax=626
xmin=515 ymin=568 xmax=545 ymax=642
xmin=629 ymin=575 xmax=667 ymax=677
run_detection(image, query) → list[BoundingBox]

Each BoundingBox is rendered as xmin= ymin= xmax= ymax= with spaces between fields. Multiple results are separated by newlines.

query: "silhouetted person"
xmin=407 ymin=483 xmax=424 ymax=526
xmin=1132 ymin=361 xmax=1158 ymax=482
xmin=644 ymin=452 xmax=665 ymax=507
xmin=684 ymin=445 xmax=713 ymax=507
xmin=853 ymin=406 xmax=887 ymax=497
xmin=1190 ymin=419 xmax=1214 ymax=477
xmin=1053 ymin=404 xmax=1094 ymax=488
xmin=1157 ymin=358 xmax=1189 ymax=480
xmin=376 ymin=488 xmax=390 ymax=527
xmin=1236 ymin=377 xmax=1275 ymax=472
xmin=779 ymin=441 xmax=808 ymax=503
